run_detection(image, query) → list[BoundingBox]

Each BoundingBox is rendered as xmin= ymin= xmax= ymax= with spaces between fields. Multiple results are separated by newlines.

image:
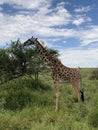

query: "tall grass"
xmin=0 ymin=68 xmax=98 ymax=130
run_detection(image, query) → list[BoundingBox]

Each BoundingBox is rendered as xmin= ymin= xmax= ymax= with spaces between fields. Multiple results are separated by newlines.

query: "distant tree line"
xmin=0 ymin=39 xmax=59 ymax=84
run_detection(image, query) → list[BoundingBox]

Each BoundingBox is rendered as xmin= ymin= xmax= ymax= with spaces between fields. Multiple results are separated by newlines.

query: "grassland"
xmin=0 ymin=68 xmax=98 ymax=130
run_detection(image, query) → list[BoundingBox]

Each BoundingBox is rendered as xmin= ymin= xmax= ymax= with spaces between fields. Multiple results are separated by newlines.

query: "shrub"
xmin=4 ymin=90 xmax=34 ymax=110
xmin=89 ymin=68 xmax=98 ymax=80
xmin=88 ymin=108 xmax=98 ymax=128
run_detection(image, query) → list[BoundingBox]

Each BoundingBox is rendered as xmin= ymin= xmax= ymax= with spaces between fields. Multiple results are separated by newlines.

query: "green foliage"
xmin=0 ymin=39 xmax=59 ymax=84
xmin=88 ymin=108 xmax=98 ymax=128
xmin=8 ymin=39 xmax=35 ymax=77
xmin=89 ymin=68 xmax=98 ymax=80
xmin=0 ymin=49 xmax=12 ymax=83
xmin=0 ymin=68 xmax=98 ymax=130
xmin=48 ymin=49 xmax=59 ymax=58
xmin=1 ymin=77 xmax=52 ymax=111
xmin=4 ymin=90 xmax=33 ymax=110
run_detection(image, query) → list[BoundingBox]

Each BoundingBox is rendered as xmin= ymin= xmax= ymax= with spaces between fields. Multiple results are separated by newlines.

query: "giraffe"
xmin=23 ymin=36 xmax=84 ymax=111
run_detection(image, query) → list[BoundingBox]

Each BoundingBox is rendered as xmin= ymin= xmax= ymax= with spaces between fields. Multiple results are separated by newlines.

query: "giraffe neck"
xmin=33 ymin=40 xmax=59 ymax=67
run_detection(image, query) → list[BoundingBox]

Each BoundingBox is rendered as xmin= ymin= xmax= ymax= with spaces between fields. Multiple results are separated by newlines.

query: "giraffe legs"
xmin=72 ymin=82 xmax=81 ymax=102
xmin=74 ymin=86 xmax=81 ymax=102
xmin=54 ymin=81 xmax=59 ymax=111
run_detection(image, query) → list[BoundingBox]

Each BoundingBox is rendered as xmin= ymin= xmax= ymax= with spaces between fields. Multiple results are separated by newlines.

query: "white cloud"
xmin=0 ymin=6 xmax=98 ymax=48
xmin=73 ymin=17 xmax=91 ymax=26
xmin=73 ymin=17 xmax=85 ymax=26
xmin=59 ymin=48 xmax=98 ymax=67
xmin=0 ymin=0 xmax=97 ymax=68
xmin=0 ymin=0 xmax=73 ymax=45
xmin=74 ymin=6 xmax=91 ymax=13
xmin=0 ymin=0 xmax=98 ymax=60
xmin=0 ymin=0 xmax=51 ymax=10
xmin=76 ymin=26 xmax=98 ymax=46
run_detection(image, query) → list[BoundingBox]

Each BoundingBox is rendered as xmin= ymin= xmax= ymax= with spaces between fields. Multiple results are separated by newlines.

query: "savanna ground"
xmin=0 ymin=68 xmax=98 ymax=130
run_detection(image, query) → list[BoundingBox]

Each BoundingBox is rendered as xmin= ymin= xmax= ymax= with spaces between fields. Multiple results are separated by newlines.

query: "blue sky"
xmin=0 ymin=0 xmax=98 ymax=67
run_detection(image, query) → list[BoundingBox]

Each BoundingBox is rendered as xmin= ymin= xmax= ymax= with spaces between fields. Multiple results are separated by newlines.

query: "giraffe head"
xmin=23 ymin=36 xmax=37 ymax=46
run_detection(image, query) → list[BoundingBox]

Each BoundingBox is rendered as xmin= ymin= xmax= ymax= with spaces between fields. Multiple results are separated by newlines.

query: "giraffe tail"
xmin=80 ymin=90 xmax=84 ymax=102
xmin=79 ymin=76 xmax=84 ymax=102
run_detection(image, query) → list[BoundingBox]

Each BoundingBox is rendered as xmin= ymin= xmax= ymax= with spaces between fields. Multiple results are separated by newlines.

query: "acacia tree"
xmin=0 ymin=49 xmax=12 ymax=83
xmin=0 ymin=39 xmax=59 ymax=84
xmin=8 ymin=40 xmax=32 ymax=77
xmin=9 ymin=40 xmax=49 ymax=80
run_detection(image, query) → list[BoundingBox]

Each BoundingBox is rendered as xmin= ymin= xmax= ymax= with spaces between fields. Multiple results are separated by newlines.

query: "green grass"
xmin=0 ymin=68 xmax=98 ymax=130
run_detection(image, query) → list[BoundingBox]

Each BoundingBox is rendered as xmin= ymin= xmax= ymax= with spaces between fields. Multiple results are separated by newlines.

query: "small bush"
xmin=89 ymin=68 xmax=98 ymax=80
xmin=1 ymin=77 xmax=51 ymax=91
xmin=4 ymin=90 xmax=34 ymax=110
xmin=88 ymin=108 xmax=98 ymax=128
